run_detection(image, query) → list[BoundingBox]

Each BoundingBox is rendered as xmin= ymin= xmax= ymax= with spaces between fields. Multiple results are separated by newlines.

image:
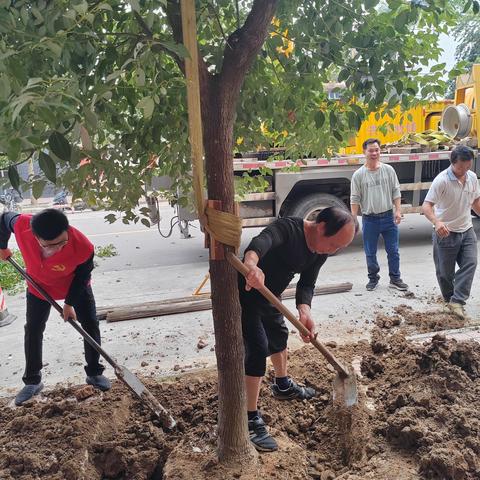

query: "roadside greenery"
xmin=94 ymin=243 xmax=118 ymax=258
xmin=0 ymin=250 xmax=25 ymax=294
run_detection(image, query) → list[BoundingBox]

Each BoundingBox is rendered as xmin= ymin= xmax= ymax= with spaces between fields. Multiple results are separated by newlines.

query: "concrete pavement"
xmin=1 ymin=210 xmax=480 ymax=398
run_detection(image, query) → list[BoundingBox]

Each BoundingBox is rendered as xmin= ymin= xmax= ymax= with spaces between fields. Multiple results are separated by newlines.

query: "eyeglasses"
xmin=37 ymin=236 xmax=69 ymax=249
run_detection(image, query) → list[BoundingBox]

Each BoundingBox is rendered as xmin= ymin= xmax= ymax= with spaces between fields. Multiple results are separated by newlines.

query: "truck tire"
xmin=283 ymin=193 xmax=348 ymax=220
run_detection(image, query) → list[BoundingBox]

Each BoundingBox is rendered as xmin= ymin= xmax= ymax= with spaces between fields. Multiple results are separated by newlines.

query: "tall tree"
xmin=0 ymin=0 xmax=476 ymax=465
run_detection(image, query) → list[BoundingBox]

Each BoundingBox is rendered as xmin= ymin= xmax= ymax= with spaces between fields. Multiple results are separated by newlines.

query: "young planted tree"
xmin=0 ymin=0 xmax=476 ymax=465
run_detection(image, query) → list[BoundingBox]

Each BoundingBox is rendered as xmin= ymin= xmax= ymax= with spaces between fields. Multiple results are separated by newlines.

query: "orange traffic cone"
xmin=0 ymin=287 xmax=16 ymax=327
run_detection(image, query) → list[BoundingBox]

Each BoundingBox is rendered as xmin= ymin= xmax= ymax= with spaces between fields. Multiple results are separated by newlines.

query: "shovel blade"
xmin=115 ymin=365 xmax=176 ymax=430
xmin=116 ymin=364 xmax=145 ymax=396
xmin=332 ymin=372 xmax=358 ymax=407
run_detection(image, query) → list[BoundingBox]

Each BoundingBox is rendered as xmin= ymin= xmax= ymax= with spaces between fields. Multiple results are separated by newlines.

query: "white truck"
xmin=161 ymin=64 xmax=480 ymax=238
xmin=169 ymin=148 xmax=467 ymax=238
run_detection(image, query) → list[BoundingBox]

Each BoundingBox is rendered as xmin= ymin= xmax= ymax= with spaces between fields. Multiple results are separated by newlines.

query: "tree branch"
xmin=165 ymin=0 xmax=211 ymax=96
xmin=133 ymin=9 xmax=184 ymax=70
xmin=218 ymin=0 xmax=278 ymax=112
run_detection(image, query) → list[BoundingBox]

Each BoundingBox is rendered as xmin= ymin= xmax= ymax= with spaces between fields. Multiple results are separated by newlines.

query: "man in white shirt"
xmin=351 ymin=138 xmax=408 ymax=292
xmin=423 ymin=146 xmax=480 ymax=319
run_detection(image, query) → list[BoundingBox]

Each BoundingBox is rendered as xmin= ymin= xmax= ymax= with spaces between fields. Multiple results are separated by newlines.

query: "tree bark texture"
xmin=169 ymin=0 xmax=278 ymax=464
xmin=202 ymin=0 xmax=278 ymax=464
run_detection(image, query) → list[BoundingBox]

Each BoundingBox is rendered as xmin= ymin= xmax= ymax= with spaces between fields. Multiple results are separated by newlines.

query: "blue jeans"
xmin=362 ymin=212 xmax=401 ymax=282
xmin=432 ymin=227 xmax=478 ymax=305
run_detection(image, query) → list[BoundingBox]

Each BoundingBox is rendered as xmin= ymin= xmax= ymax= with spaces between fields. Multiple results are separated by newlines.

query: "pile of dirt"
xmin=362 ymin=332 xmax=480 ymax=480
xmin=393 ymin=304 xmax=467 ymax=333
xmin=1 ymin=308 xmax=479 ymax=479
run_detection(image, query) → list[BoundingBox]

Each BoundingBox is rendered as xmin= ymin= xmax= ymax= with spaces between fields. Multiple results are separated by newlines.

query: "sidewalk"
xmin=1 ymin=214 xmax=479 ymax=399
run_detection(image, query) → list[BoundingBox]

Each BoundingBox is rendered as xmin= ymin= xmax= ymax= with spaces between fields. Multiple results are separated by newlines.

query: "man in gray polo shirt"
xmin=351 ymin=138 xmax=408 ymax=291
xmin=423 ymin=145 xmax=480 ymax=319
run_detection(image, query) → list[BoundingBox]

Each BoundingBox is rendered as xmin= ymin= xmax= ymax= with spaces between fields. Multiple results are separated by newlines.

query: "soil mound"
xmin=1 ymin=309 xmax=479 ymax=479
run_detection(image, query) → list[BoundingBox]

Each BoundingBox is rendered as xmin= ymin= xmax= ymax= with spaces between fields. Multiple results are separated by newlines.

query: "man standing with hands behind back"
xmin=423 ymin=145 xmax=480 ymax=319
xmin=350 ymin=138 xmax=408 ymax=292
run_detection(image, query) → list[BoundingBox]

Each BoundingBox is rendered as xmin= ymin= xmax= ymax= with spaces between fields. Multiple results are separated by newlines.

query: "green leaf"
xmin=43 ymin=40 xmax=63 ymax=57
xmin=351 ymin=104 xmax=365 ymax=119
xmin=473 ymin=1 xmax=479 ymax=14
xmin=387 ymin=95 xmax=398 ymax=109
xmin=39 ymin=152 xmax=57 ymax=183
xmin=0 ymin=75 xmax=11 ymax=100
xmin=137 ymin=97 xmax=155 ymax=119
xmin=157 ymin=41 xmax=190 ymax=59
xmin=106 ymin=70 xmax=122 ymax=82
xmin=32 ymin=180 xmax=47 ymax=199
xmin=365 ymin=0 xmax=379 ymax=8
xmin=347 ymin=111 xmax=360 ymax=131
xmin=329 ymin=111 xmax=337 ymax=128
xmin=141 ymin=218 xmax=150 ymax=228
xmin=332 ymin=130 xmax=343 ymax=141
xmin=314 ymin=111 xmax=325 ymax=129
xmin=49 ymin=131 xmax=72 ymax=162
xmin=369 ymin=57 xmax=381 ymax=74
xmin=84 ymin=109 xmax=98 ymax=132
xmin=6 ymin=138 xmax=21 ymax=162
xmin=73 ymin=1 xmax=88 ymax=15
xmin=394 ymin=10 xmax=409 ymax=32
xmin=394 ymin=80 xmax=403 ymax=95
xmin=129 ymin=0 xmax=140 ymax=12
xmin=8 ymin=165 xmax=20 ymax=191
xmin=98 ymin=3 xmax=113 ymax=10
xmin=430 ymin=63 xmax=446 ymax=73
xmin=135 ymin=68 xmax=146 ymax=87
xmin=463 ymin=0 xmax=472 ymax=12
xmin=0 ymin=50 xmax=16 ymax=61
xmin=337 ymin=68 xmax=350 ymax=82
xmin=11 ymin=94 xmax=36 ymax=123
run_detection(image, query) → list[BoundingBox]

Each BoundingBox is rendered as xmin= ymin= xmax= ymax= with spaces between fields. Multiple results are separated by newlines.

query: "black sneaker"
xmin=389 ymin=278 xmax=408 ymax=291
xmin=271 ymin=379 xmax=316 ymax=400
xmin=86 ymin=374 xmax=111 ymax=391
xmin=366 ymin=280 xmax=378 ymax=291
xmin=248 ymin=416 xmax=278 ymax=452
xmin=14 ymin=382 xmax=44 ymax=406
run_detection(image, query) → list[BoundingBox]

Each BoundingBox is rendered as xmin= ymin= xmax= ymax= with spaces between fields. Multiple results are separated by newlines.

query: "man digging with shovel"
xmin=0 ymin=209 xmax=110 ymax=405
xmin=239 ymin=207 xmax=357 ymax=452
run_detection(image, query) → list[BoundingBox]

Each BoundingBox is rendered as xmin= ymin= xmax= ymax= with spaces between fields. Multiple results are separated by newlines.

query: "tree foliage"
xmin=0 ymin=0 xmax=474 ymax=216
xmin=453 ymin=13 xmax=480 ymax=64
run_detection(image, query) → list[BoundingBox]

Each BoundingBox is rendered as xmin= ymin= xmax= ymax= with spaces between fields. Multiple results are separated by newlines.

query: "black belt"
xmin=363 ymin=209 xmax=393 ymax=218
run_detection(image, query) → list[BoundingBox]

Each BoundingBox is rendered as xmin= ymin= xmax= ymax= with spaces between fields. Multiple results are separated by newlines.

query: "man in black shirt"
xmin=239 ymin=207 xmax=357 ymax=452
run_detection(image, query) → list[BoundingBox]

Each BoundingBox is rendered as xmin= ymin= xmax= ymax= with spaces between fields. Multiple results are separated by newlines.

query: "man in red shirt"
xmin=0 ymin=209 xmax=110 ymax=405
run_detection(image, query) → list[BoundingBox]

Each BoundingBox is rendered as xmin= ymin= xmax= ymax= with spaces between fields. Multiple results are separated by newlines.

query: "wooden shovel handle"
xmin=227 ymin=252 xmax=350 ymax=378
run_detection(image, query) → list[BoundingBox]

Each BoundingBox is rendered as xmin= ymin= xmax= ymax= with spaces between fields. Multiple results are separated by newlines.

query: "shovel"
xmin=227 ymin=252 xmax=358 ymax=407
xmin=7 ymin=256 xmax=176 ymax=429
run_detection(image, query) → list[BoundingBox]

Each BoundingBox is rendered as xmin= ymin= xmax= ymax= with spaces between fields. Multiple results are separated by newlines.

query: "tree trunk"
xmin=203 ymin=85 xmax=256 ymax=463
xmin=172 ymin=0 xmax=277 ymax=464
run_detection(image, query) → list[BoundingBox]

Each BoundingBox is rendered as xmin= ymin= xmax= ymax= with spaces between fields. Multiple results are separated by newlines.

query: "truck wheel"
xmin=283 ymin=193 xmax=348 ymax=220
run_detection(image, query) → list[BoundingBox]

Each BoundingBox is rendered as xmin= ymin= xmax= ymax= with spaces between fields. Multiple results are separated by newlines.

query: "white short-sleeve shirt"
xmin=424 ymin=166 xmax=480 ymax=232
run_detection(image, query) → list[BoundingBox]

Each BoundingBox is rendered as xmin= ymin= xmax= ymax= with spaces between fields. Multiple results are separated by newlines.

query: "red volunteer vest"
xmin=13 ymin=215 xmax=94 ymax=300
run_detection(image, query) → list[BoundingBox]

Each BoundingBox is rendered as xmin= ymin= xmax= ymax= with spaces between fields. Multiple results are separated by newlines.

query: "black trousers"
xmin=241 ymin=301 xmax=289 ymax=377
xmin=23 ymin=286 xmax=105 ymax=385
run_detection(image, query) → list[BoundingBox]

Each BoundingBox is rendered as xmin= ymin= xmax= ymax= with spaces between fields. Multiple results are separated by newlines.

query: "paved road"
xmin=1 ymin=208 xmax=479 ymax=398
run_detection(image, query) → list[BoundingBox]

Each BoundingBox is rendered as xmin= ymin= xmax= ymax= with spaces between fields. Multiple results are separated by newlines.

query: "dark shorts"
xmin=241 ymin=301 xmax=289 ymax=377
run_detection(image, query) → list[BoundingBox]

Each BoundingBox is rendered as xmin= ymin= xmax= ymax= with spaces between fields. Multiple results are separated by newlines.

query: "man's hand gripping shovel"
xmin=6 ymin=256 xmax=176 ymax=429
xmin=227 ymin=252 xmax=358 ymax=407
